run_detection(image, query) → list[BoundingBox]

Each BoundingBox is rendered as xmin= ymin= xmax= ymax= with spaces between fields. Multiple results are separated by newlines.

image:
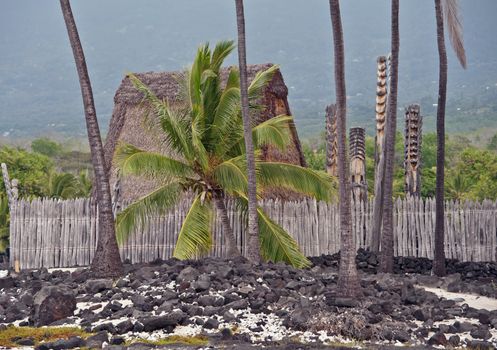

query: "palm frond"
xmin=211 ymin=40 xmax=236 ymax=72
xmin=116 ymin=182 xmax=182 ymax=244
xmin=235 ymin=193 xmax=310 ymax=268
xmin=212 ymin=87 xmax=243 ymax=155
xmin=190 ymin=104 xmax=210 ymax=171
xmin=258 ymin=208 xmax=311 ymax=268
xmin=252 ymin=115 xmax=293 ymax=151
xmin=257 ymin=162 xmax=334 ymax=202
xmin=128 ymin=74 xmax=194 ymax=160
xmin=47 ymin=172 xmax=79 ymax=199
xmin=114 ymin=143 xmax=194 ymax=180
xmin=213 ymin=158 xmax=248 ymax=195
xmin=189 ymin=44 xmax=212 ymax=107
xmin=442 ymin=0 xmax=467 ymax=68
xmin=248 ymin=65 xmax=279 ymax=101
xmin=225 ymin=68 xmax=240 ymax=90
xmin=173 ymin=194 xmax=213 ymax=259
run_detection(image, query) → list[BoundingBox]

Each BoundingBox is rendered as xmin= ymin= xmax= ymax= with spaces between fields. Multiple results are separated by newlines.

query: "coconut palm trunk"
xmin=379 ymin=0 xmax=400 ymax=273
xmin=433 ymin=0 xmax=467 ymax=276
xmin=433 ymin=0 xmax=449 ymax=277
xmin=329 ymin=0 xmax=360 ymax=296
xmin=60 ymin=0 xmax=123 ymax=277
xmin=235 ymin=0 xmax=261 ymax=263
xmin=212 ymin=191 xmax=241 ymax=258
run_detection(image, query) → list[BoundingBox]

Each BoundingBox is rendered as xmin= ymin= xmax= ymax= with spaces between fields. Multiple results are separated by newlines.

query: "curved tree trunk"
xmin=329 ymin=0 xmax=360 ymax=297
xmin=212 ymin=192 xmax=242 ymax=258
xmin=60 ymin=0 xmax=123 ymax=277
xmin=379 ymin=0 xmax=400 ymax=273
xmin=433 ymin=0 xmax=448 ymax=277
xmin=235 ymin=0 xmax=261 ymax=263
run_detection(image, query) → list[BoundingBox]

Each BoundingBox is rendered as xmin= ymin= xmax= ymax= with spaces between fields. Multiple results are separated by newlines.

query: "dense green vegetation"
xmin=0 ymin=140 xmax=92 ymax=253
xmin=0 ymin=140 xmax=91 ymax=200
xmin=304 ymin=132 xmax=497 ymax=201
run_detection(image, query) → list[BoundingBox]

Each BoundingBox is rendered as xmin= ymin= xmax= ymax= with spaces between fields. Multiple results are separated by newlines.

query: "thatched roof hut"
xmin=103 ymin=64 xmax=306 ymax=202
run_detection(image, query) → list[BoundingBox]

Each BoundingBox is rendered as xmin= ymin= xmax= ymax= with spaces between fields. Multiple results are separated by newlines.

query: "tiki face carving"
xmin=404 ymin=104 xmax=422 ymax=196
xmin=350 ymin=127 xmax=367 ymax=202
xmin=325 ymin=104 xmax=338 ymax=177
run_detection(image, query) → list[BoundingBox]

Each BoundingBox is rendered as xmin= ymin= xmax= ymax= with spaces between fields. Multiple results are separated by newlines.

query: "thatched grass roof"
xmin=103 ymin=64 xmax=306 ymax=201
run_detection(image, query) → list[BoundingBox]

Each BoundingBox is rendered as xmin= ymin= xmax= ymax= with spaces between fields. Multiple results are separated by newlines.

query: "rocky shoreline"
xmin=1 ymin=251 xmax=497 ymax=349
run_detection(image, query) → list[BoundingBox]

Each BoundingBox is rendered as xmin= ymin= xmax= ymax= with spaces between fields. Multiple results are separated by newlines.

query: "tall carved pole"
xmin=350 ymin=127 xmax=367 ymax=202
xmin=325 ymin=104 xmax=338 ymax=177
xmin=370 ymin=55 xmax=389 ymax=252
xmin=404 ymin=104 xmax=422 ymax=196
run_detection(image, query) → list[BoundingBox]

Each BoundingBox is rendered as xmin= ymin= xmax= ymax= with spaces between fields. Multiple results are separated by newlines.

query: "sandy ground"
xmin=420 ymin=285 xmax=497 ymax=311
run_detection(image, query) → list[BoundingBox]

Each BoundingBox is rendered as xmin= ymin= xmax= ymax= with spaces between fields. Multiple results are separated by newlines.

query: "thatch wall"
xmin=103 ymin=64 xmax=306 ymax=202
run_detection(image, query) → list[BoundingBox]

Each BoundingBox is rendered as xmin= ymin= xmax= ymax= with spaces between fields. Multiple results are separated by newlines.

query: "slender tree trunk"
xmin=60 ymin=0 xmax=122 ymax=277
xmin=379 ymin=0 xmax=400 ymax=273
xmin=212 ymin=192 xmax=242 ymax=258
xmin=329 ymin=0 xmax=360 ymax=297
xmin=433 ymin=0 xmax=447 ymax=277
xmin=235 ymin=0 xmax=260 ymax=263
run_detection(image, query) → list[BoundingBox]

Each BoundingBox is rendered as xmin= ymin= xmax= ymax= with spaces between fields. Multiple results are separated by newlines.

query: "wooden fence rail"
xmin=9 ymin=197 xmax=497 ymax=269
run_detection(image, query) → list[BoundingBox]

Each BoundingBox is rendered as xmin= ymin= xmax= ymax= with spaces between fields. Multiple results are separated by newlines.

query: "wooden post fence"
xmin=8 ymin=197 xmax=497 ymax=269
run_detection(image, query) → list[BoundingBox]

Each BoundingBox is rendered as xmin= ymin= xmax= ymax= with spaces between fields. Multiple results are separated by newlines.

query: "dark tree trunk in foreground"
xmin=433 ymin=0 xmax=448 ymax=276
xmin=60 ymin=0 xmax=123 ymax=277
xmin=329 ymin=0 xmax=360 ymax=297
xmin=212 ymin=192 xmax=241 ymax=258
xmin=379 ymin=0 xmax=400 ymax=273
xmin=235 ymin=0 xmax=261 ymax=263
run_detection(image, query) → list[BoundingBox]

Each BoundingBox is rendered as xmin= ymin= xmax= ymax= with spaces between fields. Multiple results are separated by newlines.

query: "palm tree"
xmin=433 ymin=0 xmax=467 ymax=277
xmin=115 ymin=42 xmax=333 ymax=268
xmin=46 ymin=172 xmax=80 ymax=199
xmin=59 ymin=0 xmax=123 ymax=277
xmin=328 ymin=0 xmax=360 ymax=296
xmin=234 ymin=0 xmax=260 ymax=263
xmin=379 ymin=0 xmax=400 ymax=273
xmin=445 ymin=173 xmax=472 ymax=201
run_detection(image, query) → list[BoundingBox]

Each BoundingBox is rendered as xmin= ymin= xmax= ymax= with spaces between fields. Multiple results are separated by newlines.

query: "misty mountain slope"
xmin=0 ymin=0 xmax=496 ymax=138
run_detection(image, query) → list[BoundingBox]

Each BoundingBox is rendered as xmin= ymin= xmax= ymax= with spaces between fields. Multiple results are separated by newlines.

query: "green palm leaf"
xmin=116 ymin=182 xmax=182 ymax=244
xmin=47 ymin=172 xmax=79 ymax=199
xmin=257 ymin=162 xmax=334 ymax=202
xmin=190 ymin=104 xmax=210 ymax=171
xmin=128 ymin=74 xmax=194 ymax=161
xmin=212 ymin=87 xmax=243 ymax=155
xmin=115 ymin=143 xmax=194 ymax=180
xmin=213 ymin=157 xmax=248 ymax=195
xmin=258 ymin=208 xmax=311 ymax=268
xmin=235 ymin=192 xmax=310 ymax=268
xmin=251 ymin=115 xmax=292 ymax=151
xmin=173 ymin=194 xmax=213 ymax=259
xmin=211 ymin=40 xmax=236 ymax=72
xmin=248 ymin=64 xmax=279 ymax=102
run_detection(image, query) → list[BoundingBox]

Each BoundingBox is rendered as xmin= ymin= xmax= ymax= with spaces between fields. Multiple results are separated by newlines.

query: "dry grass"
xmin=0 ymin=326 xmax=91 ymax=348
xmin=126 ymin=335 xmax=209 ymax=346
